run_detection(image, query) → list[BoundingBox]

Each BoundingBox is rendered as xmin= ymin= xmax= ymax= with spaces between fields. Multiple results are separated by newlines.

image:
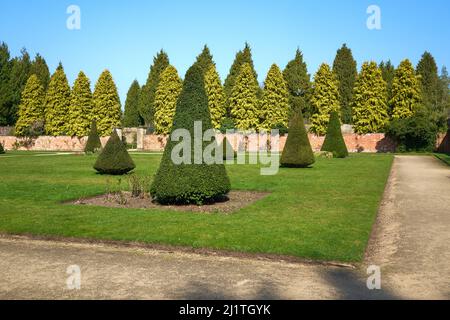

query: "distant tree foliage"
xmin=310 ymin=63 xmax=340 ymax=135
xmin=15 ymin=75 xmax=45 ymax=136
xmin=229 ymin=63 xmax=260 ymax=130
xmin=379 ymin=60 xmax=395 ymax=105
xmin=332 ymin=44 xmax=357 ymax=124
xmin=92 ymin=70 xmax=122 ymax=136
xmin=260 ymin=64 xmax=289 ymax=130
xmin=67 ymin=71 xmax=93 ymax=137
xmin=139 ymin=50 xmax=169 ymax=127
xmin=194 ymin=45 xmax=214 ymax=74
xmin=390 ymin=59 xmax=422 ymax=120
xmin=204 ymin=64 xmax=226 ymax=130
xmin=123 ymin=80 xmax=142 ymax=127
xmin=153 ymin=65 xmax=182 ymax=134
xmin=44 ymin=63 xmax=71 ymax=136
xmin=283 ymin=49 xmax=311 ymax=118
xmin=352 ymin=62 xmax=389 ymax=134
xmin=29 ymin=54 xmax=50 ymax=91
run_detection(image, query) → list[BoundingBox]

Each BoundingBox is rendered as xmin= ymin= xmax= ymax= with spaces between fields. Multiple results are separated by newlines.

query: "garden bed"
xmin=70 ymin=191 xmax=271 ymax=214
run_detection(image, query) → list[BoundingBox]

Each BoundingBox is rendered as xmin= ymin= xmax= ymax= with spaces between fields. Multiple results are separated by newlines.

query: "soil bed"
xmin=70 ymin=191 xmax=270 ymax=214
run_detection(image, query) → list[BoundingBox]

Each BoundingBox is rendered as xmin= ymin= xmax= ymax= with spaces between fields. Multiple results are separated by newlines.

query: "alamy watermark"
xmin=366 ymin=265 xmax=381 ymax=290
xmin=367 ymin=5 xmax=381 ymax=30
xmin=66 ymin=5 xmax=81 ymax=30
xmin=170 ymin=121 xmax=280 ymax=175
xmin=66 ymin=265 xmax=81 ymax=290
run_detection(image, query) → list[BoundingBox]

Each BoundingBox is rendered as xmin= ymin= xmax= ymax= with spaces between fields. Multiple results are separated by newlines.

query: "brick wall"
xmin=0 ymin=136 xmax=109 ymax=151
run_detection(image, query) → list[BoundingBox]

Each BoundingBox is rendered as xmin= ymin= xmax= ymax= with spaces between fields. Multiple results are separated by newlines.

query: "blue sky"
xmin=1 ymin=0 xmax=449 ymax=105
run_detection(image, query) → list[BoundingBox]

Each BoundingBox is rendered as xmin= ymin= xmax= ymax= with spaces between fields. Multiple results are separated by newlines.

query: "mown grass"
xmin=0 ymin=152 xmax=393 ymax=262
xmin=435 ymin=153 xmax=450 ymax=166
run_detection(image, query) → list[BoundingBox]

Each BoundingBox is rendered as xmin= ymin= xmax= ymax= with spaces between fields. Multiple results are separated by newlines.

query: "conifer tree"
xmin=310 ymin=64 xmax=340 ymax=135
xmin=321 ymin=111 xmax=348 ymax=158
xmin=390 ymin=59 xmax=422 ymax=120
xmin=260 ymin=64 xmax=289 ymax=130
xmin=0 ymin=42 xmax=12 ymax=125
xmin=44 ymin=63 xmax=71 ymax=135
xmin=30 ymin=54 xmax=50 ymax=91
xmin=139 ymin=50 xmax=169 ymax=127
xmin=84 ymin=119 xmax=102 ymax=153
xmin=150 ymin=64 xmax=231 ymax=205
xmin=15 ymin=75 xmax=45 ymax=136
xmin=92 ymin=70 xmax=122 ymax=136
xmin=68 ymin=71 xmax=93 ymax=137
xmin=332 ymin=44 xmax=357 ymax=124
xmin=416 ymin=51 xmax=447 ymax=131
xmin=204 ymin=64 xmax=226 ymax=129
xmin=195 ymin=45 xmax=214 ymax=74
xmin=224 ymin=43 xmax=260 ymax=104
xmin=153 ymin=65 xmax=182 ymax=134
xmin=379 ymin=60 xmax=395 ymax=103
xmin=5 ymin=49 xmax=31 ymax=125
xmin=229 ymin=63 xmax=260 ymax=130
xmin=352 ymin=62 xmax=389 ymax=134
xmin=123 ymin=80 xmax=142 ymax=127
xmin=280 ymin=110 xmax=315 ymax=167
xmin=283 ymin=49 xmax=311 ymax=117
xmin=93 ymin=129 xmax=135 ymax=175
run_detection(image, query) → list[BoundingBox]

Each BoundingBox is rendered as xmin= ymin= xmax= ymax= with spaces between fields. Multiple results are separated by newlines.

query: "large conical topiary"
xmin=93 ymin=130 xmax=135 ymax=175
xmin=280 ymin=111 xmax=315 ymax=167
xmin=321 ymin=111 xmax=348 ymax=158
xmin=150 ymin=64 xmax=231 ymax=205
xmin=219 ymin=136 xmax=236 ymax=160
xmin=84 ymin=119 xmax=102 ymax=154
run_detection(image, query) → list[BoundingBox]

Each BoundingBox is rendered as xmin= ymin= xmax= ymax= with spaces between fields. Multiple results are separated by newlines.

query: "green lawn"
xmin=0 ymin=152 xmax=393 ymax=262
xmin=435 ymin=153 xmax=450 ymax=166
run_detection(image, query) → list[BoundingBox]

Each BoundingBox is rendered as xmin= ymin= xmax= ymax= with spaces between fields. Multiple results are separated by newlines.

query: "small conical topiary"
xmin=150 ymin=63 xmax=231 ymax=205
xmin=321 ymin=111 xmax=349 ymax=158
xmin=84 ymin=119 xmax=102 ymax=154
xmin=219 ymin=137 xmax=236 ymax=160
xmin=280 ymin=110 xmax=315 ymax=167
xmin=0 ymin=142 xmax=5 ymax=154
xmin=93 ymin=130 xmax=135 ymax=175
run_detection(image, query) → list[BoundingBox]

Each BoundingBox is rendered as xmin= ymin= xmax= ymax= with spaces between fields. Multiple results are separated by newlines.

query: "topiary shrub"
xmin=0 ymin=142 xmax=5 ymax=154
xmin=93 ymin=130 xmax=135 ymax=175
xmin=321 ymin=111 xmax=349 ymax=158
xmin=84 ymin=119 xmax=102 ymax=154
xmin=150 ymin=64 xmax=231 ymax=205
xmin=280 ymin=111 xmax=315 ymax=167
xmin=219 ymin=136 xmax=236 ymax=160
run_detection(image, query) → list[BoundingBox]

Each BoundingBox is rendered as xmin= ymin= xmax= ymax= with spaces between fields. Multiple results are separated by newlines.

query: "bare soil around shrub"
xmin=69 ymin=190 xmax=270 ymax=214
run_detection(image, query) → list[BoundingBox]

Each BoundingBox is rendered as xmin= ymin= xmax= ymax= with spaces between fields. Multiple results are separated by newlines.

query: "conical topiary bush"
xmin=0 ymin=142 xmax=5 ymax=154
xmin=219 ymin=136 xmax=236 ymax=160
xmin=150 ymin=64 xmax=231 ymax=205
xmin=93 ymin=130 xmax=135 ymax=175
xmin=280 ymin=111 xmax=315 ymax=167
xmin=321 ymin=111 xmax=349 ymax=158
xmin=84 ymin=119 xmax=102 ymax=154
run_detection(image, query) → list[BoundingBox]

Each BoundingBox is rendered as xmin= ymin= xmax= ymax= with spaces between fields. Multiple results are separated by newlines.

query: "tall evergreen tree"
xmin=15 ymin=75 xmax=45 ymax=136
xmin=139 ymin=50 xmax=169 ymax=127
xmin=68 ymin=71 xmax=93 ymax=136
xmin=195 ymin=45 xmax=214 ymax=74
xmin=310 ymin=63 xmax=340 ymax=135
xmin=332 ymin=44 xmax=357 ymax=124
xmin=5 ymin=48 xmax=31 ymax=125
xmin=224 ymin=43 xmax=260 ymax=107
xmin=204 ymin=64 xmax=226 ymax=130
xmin=150 ymin=64 xmax=231 ymax=205
xmin=416 ymin=51 xmax=447 ymax=131
xmin=390 ymin=59 xmax=422 ymax=120
xmin=29 ymin=54 xmax=50 ymax=91
xmin=92 ymin=70 xmax=122 ymax=136
xmin=260 ymin=64 xmax=289 ymax=130
xmin=379 ymin=60 xmax=395 ymax=104
xmin=123 ymin=80 xmax=142 ymax=127
xmin=153 ymin=65 xmax=182 ymax=134
xmin=438 ymin=67 xmax=450 ymax=123
xmin=0 ymin=42 xmax=12 ymax=125
xmin=283 ymin=49 xmax=311 ymax=118
xmin=44 ymin=63 xmax=71 ymax=135
xmin=352 ymin=62 xmax=389 ymax=134
xmin=229 ymin=63 xmax=260 ymax=130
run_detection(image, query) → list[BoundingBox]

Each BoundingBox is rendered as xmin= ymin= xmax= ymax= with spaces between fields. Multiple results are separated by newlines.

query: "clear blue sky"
xmin=1 ymin=0 xmax=449 ymax=105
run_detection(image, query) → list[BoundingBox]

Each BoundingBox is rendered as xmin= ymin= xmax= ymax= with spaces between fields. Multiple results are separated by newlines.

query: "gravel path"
xmin=0 ymin=155 xmax=448 ymax=299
